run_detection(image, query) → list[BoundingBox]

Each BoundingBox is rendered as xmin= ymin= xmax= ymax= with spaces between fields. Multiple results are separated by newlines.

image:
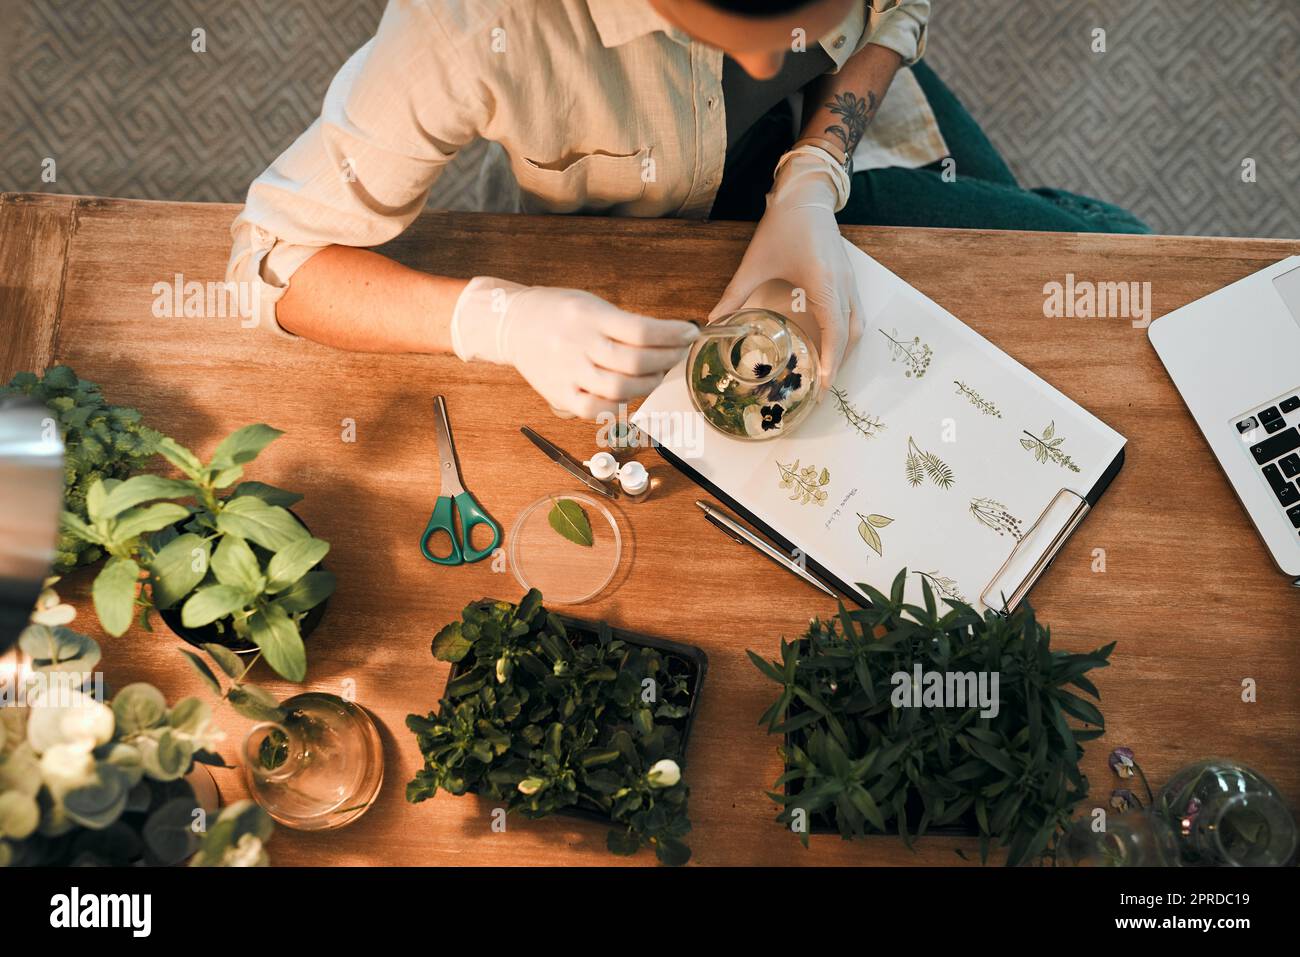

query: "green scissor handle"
xmin=420 ymin=491 xmax=502 ymax=565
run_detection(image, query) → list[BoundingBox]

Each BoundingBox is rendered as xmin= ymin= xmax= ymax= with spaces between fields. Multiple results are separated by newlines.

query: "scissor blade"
xmin=520 ymin=427 xmax=617 ymax=498
xmin=433 ymin=396 xmax=465 ymax=495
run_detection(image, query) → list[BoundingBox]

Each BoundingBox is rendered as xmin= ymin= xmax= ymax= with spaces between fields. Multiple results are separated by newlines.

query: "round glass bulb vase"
xmin=687 ymin=308 xmax=821 ymax=440
xmin=243 ymin=692 xmax=384 ymax=831
xmin=1055 ymin=810 xmax=1181 ymax=867
xmin=1155 ymin=759 xmax=1297 ymax=867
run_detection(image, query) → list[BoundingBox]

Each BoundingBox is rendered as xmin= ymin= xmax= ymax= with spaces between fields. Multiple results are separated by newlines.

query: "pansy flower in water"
xmin=742 ymin=402 xmax=785 ymax=437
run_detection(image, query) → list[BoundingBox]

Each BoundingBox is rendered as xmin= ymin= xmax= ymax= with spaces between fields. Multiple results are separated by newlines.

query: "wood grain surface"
xmin=2 ymin=192 xmax=1297 ymax=866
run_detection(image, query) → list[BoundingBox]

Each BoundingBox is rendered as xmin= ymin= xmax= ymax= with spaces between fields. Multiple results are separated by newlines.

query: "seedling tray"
xmin=442 ymin=607 xmax=708 ymax=827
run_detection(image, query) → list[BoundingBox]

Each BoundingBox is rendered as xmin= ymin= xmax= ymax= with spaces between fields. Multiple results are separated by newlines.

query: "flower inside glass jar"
xmin=687 ymin=308 xmax=821 ymax=440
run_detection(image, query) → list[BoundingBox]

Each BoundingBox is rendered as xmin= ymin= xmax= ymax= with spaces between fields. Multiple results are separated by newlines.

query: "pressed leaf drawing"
xmin=879 ymin=328 xmax=932 ymax=379
xmin=856 ymin=512 xmax=894 ymax=557
xmin=969 ymin=498 xmax=1025 ymax=542
xmin=777 ymin=459 xmax=830 ymax=506
xmin=904 ymin=437 xmax=955 ymax=490
xmin=830 ymin=386 xmax=885 ymax=439
xmin=1020 ymin=420 xmax=1081 ymax=472
xmin=954 ymin=380 xmax=1002 ymax=418
xmin=914 ymin=570 xmax=966 ymax=604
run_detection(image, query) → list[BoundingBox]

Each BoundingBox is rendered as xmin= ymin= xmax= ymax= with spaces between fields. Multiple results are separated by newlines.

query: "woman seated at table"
xmin=229 ymin=0 xmax=1148 ymax=420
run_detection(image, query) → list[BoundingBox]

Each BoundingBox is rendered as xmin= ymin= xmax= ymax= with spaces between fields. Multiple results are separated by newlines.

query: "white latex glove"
xmin=451 ymin=278 xmax=699 ymax=419
xmin=709 ymin=146 xmax=864 ymax=391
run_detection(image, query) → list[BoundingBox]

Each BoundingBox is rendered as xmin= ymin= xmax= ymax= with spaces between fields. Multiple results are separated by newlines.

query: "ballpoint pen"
xmin=695 ymin=500 xmax=837 ymax=598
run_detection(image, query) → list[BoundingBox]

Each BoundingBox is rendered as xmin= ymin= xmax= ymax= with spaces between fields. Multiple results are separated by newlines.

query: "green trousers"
xmin=712 ymin=61 xmax=1151 ymax=234
xmin=837 ymin=62 xmax=1151 ymax=233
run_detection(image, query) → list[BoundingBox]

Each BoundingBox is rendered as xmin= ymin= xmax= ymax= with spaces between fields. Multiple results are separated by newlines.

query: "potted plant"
xmin=1 ymin=366 xmax=161 ymax=573
xmin=406 ymin=591 xmax=706 ymax=865
xmin=0 ymin=589 xmax=274 ymax=866
xmin=749 ymin=569 xmax=1113 ymax=866
xmin=59 ymin=424 xmax=335 ymax=682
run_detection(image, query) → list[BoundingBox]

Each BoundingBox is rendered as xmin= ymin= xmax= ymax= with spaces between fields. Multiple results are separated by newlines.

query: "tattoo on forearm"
xmin=823 ymin=91 xmax=879 ymax=170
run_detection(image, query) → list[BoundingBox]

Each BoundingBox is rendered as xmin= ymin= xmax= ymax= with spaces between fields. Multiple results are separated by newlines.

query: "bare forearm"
xmin=798 ymin=44 xmax=902 ymax=167
xmin=275 ymin=245 xmax=467 ymax=353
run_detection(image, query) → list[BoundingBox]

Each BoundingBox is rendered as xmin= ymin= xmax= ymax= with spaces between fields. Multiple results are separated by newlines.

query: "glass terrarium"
xmin=687 ymin=308 xmax=821 ymax=440
xmin=1155 ymin=759 xmax=1297 ymax=866
xmin=243 ymin=692 xmax=384 ymax=831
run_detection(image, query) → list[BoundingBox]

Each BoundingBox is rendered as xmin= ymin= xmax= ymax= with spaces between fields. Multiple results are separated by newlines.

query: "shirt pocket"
xmin=514 ymin=147 xmax=651 ymax=214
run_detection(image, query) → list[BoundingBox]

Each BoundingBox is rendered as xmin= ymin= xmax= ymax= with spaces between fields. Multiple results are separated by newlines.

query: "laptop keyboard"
xmin=1237 ymin=389 xmax=1300 ymax=534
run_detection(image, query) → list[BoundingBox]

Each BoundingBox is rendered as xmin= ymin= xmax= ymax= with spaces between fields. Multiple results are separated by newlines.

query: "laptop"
xmin=1148 ymin=256 xmax=1300 ymax=583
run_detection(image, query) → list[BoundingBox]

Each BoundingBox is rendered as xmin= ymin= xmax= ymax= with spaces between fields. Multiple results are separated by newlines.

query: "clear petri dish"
xmin=508 ymin=492 xmax=623 ymax=604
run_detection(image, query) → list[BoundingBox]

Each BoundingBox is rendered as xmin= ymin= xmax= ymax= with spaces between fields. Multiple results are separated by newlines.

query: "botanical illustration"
xmin=970 ymin=498 xmax=1025 ymax=543
xmin=879 ymin=328 xmax=932 ymax=379
xmin=914 ymin=569 xmax=966 ymax=603
xmin=830 ymin=386 xmax=885 ymax=438
xmin=856 ymin=511 xmax=894 ymax=557
xmin=954 ymin=380 xmax=1003 ymax=418
xmin=777 ymin=459 xmax=830 ymax=506
xmin=1020 ymin=421 xmax=1081 ymax=472
xmin=904 ymin=437 xmax=955 ymax=489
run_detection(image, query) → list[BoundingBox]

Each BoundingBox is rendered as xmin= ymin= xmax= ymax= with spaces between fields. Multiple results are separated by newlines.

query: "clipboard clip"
xmin=980 ymin=488 xmax=1090 ymax=615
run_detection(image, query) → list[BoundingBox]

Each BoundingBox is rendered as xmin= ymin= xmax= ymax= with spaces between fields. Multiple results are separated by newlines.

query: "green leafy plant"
xmin=749 ymin=569 xmax=1113 ymax=866
xmin=0 ymin=592 xmax=273 ymax=867
xmin=548 ymin=497 xmax=593 ymax=547
xmin=406 ymin=591 xmax=696 ymax=865
xmin=58 ymin=424 xmax=335 ymax=682
xmin=2 ymin=366 xmax=161 ymax=572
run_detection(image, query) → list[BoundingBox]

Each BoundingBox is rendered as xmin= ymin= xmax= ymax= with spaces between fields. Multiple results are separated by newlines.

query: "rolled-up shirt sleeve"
xmin=862 ymin=0 xmax=929 ymax=65
xmin=228 ymin=0 xmax=489 ymax=333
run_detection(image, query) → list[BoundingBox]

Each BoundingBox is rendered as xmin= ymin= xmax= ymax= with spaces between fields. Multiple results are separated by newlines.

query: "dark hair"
xmin=702 ymin=0 xmax=824 ymax=16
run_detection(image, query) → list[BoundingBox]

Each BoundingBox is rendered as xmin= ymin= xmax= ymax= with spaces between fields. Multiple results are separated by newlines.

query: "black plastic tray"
xmin=441 ymin=609 xmax=708 ymax=826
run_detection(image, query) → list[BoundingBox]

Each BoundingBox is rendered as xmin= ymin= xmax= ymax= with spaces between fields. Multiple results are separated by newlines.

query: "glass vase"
xmin=687 ymin=308 xmax=821 ymax=440
xmin=1056 ymin=810 xmax=1180 ymax=866
xmin=243 ymin=692 xmax=384 ymax=831
xmin=1155 ymin=759 xmax=1297 ymax=866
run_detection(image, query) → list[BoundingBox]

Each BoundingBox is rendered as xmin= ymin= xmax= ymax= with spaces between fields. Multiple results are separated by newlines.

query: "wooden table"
xmin=3 ymin=192 xmax=1297 ymax=866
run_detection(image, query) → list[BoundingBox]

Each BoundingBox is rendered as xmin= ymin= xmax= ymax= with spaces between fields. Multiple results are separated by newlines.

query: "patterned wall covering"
xmin=1 ymin=0 xmax=1295 ymax=237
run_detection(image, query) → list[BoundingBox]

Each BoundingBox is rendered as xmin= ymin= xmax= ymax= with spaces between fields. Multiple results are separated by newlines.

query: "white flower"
xmin=647 ymin=759 xmax=680 ymax=788
xmin=221 ymin=833 xmax=268 ymax=867
xmin=39 ymin=740 xmax=97 ymax=794
xmin=743 ymin=405 xmax=765 ymax=437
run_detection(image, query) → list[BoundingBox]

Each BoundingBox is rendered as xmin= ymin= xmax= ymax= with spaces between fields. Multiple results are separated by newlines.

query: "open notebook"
xmin=633 ymin=240 xmax=1126 ymax=614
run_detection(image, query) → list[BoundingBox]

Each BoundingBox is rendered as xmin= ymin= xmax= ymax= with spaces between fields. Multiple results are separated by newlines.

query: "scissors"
xmin=419 ymin=395 xmax=502 ymax=565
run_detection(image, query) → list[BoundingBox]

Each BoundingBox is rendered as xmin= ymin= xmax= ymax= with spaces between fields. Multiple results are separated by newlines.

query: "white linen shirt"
xmin=228 ymin=0 xmax=944 ymax=328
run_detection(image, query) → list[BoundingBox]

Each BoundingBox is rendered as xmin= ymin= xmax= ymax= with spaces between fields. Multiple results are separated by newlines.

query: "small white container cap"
xmin=584 ymin=451 xmax=618 ymax=481
xmin=618 ymin=460 xmax=649 ymax=494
